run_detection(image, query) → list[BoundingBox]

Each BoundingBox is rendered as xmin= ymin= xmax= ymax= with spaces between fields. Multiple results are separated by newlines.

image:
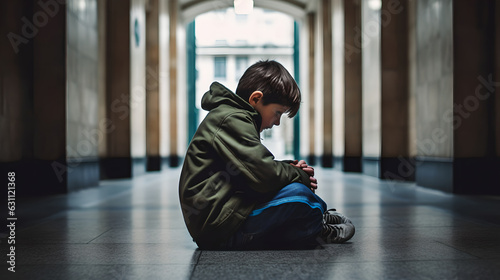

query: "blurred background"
xmin=0 ymin=0 xmax=499 ymax=197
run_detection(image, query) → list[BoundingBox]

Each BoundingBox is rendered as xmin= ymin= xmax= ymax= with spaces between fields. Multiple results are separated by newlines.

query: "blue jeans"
xmin=223 ymin=183 xmax=327 ymax=250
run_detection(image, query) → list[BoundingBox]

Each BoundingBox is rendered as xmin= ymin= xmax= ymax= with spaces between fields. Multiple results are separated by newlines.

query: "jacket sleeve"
xmin=211 ymin=112 xmax=311 ymax=193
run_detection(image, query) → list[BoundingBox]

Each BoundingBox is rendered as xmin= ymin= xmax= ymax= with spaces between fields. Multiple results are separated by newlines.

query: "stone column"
xmin=1 ymin=0 xmax=101 ymax=195
xmin=98 ymin=0 xmax=107 ymax=159
xmin=379 ymin=0 xmax=410 ymax=180
xmin=342 ymin=0 xmax=362 ymax=172
xmin=306 ymin=12 xmax=316 ymax=165
xmin=103 ymin=0 xmax=131 ymax=179
xmin=66 ymin=0 xmax=101 ymax=190
xmin=361 ymin=0 xmax=382 ymax=177
xmin=415 ymin=0 xmax=499 ymax=194
xmin=1 ymin=0 xmax=38 ymax=196
xmin=102 ymin=0 xmax=147 ymax=178
xmin=32 ymin=0 xmax=67 ymax=194
xmin=146 ymin=0 xmax=161 ymax=171
xmin=159 ymin=0 xmax=170 ymax=169
xmin=414 ymin=0 xmax=453 ymax=191
xmin=496 ymin=0 xmax=500 ymax=159
xmin=361 ymin=0 xmax=409 ymax=180
xmin=322 ymin=0 xmax=334 ymax=167
xmin=168 ymin=0 xmax=180 ymax=167
xmin=130 ymin=0 xmax=147 ymax=176
xmin=451 ymin=0 xmax=498 ymax=194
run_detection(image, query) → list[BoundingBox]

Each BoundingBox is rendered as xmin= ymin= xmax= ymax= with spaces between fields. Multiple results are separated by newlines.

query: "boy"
xmin=179 ymin=60 xmax=354 ymax=250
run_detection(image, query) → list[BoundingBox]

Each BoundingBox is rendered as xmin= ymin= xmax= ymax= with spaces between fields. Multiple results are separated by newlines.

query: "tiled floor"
xmin=1 ymin=167 xmax=500 ymax=279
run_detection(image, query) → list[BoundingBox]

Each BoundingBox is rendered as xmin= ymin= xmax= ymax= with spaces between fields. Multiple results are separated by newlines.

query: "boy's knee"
xmin=282 ymin=182 xmax=313 ymax=196
xmin=280 ymin=182 xmax=327 ymax=211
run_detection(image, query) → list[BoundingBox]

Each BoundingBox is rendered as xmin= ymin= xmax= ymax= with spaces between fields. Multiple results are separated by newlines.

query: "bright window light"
xmin=234 ymin=0 xmax=254 ymax=14
xmin=368 ymin=0 xmax=381 ymax=10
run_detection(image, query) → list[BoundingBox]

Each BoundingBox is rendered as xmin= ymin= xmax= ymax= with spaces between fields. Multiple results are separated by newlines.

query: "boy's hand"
xmin=309 ymin=176 xmax=318 ymax=193
xmin=290 ymin=160 xmax=318 ymax=193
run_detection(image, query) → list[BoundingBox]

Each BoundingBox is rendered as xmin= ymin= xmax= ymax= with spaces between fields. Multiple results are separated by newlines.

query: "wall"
xmin=0 ymin=1 xmax=34 ymax=163
xmin=106 ymin=0 xmax=131 ymax=161
xmin=103 ymin=0 xmax=147 ymax=178
xmin=98 ymin=0 xmax=107 ymax=158
xmin=414 ymin=0 xmax=454 ymax=192
xmin=146 ymin=0 xmax=161 ymax=171
xmin=332 ymin=0 xmax=345 ymax=166
xmin=340 ymin=0 xmax=362 ymax=172
xmin=361 ymin=1 xmax=381 ymax=176
xmin=159 ymin=0 xmax=171 ymax=166
xmin=130 ymin=0 xmax=147 ymax=175
xmin=415 ymin=0 xmax=453 ymax=160
xmin=408 ymin=0 xmax=417 ymax=158
xmin=1 ymin=0 xmax=102 ymax=195
xmin=497 ymin=0 xmax=500 ymax=158
xmin=451 ymin=0 xmax=497 ymax=194
xmin=167 ymin=0 xmax=180 ymax=166
xmin=299 ymin=16 xmax=310 ymax=161
xmin=31 ymin=0 xmax=67 ymax=194
xmin=380 ymin=0 xmax=409 ymax=159
xmin=414 ymin=0 xmax=499 ymax=194
xmin=177 ymin=3 xmax=188 ymax=162
xmin=314 ymin=5 xmax=324 ymax=164
xmin=66 ymin=0 xmax=100 ymax=190
xmin=321 ymin=0 xmax=333 ymax=167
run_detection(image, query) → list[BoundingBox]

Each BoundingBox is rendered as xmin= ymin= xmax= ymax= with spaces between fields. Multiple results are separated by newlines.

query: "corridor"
xmin=1 ymin=168 xmax=499 ymax=279
xmin=1 ymin=0 xmax=500 ymax=278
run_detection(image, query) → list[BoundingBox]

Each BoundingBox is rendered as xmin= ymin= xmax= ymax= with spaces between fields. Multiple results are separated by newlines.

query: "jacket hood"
xmin=201 ymin=82 xmax=256 ymax=113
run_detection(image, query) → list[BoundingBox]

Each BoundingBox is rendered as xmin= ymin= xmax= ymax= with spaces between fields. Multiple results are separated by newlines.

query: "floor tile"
xmin=0 ymin=264 xmax=193 ymax=280
xmin=1 ymin=167 xmax=499 ymax=279
xmin=190 ymin=259 xmax=500 ymax=280
xmin=12 ymin=244 xmax=199 ymax=265
xmin=90 ymin=228 xmax=195 ymax=247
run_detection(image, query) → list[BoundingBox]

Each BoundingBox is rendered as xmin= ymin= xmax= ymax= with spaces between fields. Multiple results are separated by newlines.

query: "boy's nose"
xmin=275 ymin=118 xmax=281 ymax=126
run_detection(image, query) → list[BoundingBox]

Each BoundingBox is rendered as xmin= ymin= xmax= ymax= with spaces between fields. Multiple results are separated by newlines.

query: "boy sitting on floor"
xmin=179 ymin=60 xmax=354 ymax=249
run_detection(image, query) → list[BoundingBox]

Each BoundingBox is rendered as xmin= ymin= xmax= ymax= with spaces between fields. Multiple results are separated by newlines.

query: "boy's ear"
xmin=248 ymin=91 xmax=263 ymax=106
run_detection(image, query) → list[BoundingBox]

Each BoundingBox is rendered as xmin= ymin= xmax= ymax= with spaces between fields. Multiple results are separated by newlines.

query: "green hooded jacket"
xmin=179 ymin=82 xmax=311 ymax=249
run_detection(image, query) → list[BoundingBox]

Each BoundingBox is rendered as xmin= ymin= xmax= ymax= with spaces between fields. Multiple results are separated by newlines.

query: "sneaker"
xmin=320 ymin=223 xmax=355 ymax=244
xmin=323 ymin=208 xmax=352 ymax=225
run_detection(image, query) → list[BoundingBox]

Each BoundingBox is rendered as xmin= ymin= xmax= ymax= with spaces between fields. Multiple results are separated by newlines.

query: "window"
xmin=214 ymin=57 xmax=227 ymax=79
xmin=235 ymin=14 xmax=248 ymax=23
xmin=214 ymin=39 xmax=227 ymax=46
xmin=235 ymin=56 xmax=248 ymax=81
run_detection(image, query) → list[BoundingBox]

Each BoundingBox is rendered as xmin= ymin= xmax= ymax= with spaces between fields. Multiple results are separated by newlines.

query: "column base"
xmin=1 ymin=158 xmax=101 ymax=196
xmin=168 ymin=155 xmax=181 ymax=167
xmin=132 ymin=157 xmax=146 ymax=177
xmin=321 ymin=154 xmax=334 ymax=168
xmin=453 ymin=157 xmax=500 ymax=195
xmin=363 ymin=156 xmax=416 ymax=181
xmin=100 ymin=157 xmax=132 ymax=179
xmin=67 ymin=157 xmax=100 ymax=192
xmin=362 ymin=157 xmax=380 ymax=178
xmin=343 ymin=156 xmax=362 ymax=172
xmin=306 ymin=155 xmax=316 ymax=166
xmin=416 ymin=157 xmax=500 ymax=195
xmin=415 ymin=157 xmax=453 ymax=193
xmin=147 ymin=155 xmax=162 ymax=171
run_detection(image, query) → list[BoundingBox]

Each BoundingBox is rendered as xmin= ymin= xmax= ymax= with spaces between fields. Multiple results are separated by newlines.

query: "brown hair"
xmin=236 ymin=60 xmax=301 ymax=117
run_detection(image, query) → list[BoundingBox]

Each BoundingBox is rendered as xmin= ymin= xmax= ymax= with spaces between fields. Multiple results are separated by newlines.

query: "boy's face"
xmin=248 ymin=91 xmax=289 ymax=132
xmin=254 ymin=103 xmax=289 ymax=132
